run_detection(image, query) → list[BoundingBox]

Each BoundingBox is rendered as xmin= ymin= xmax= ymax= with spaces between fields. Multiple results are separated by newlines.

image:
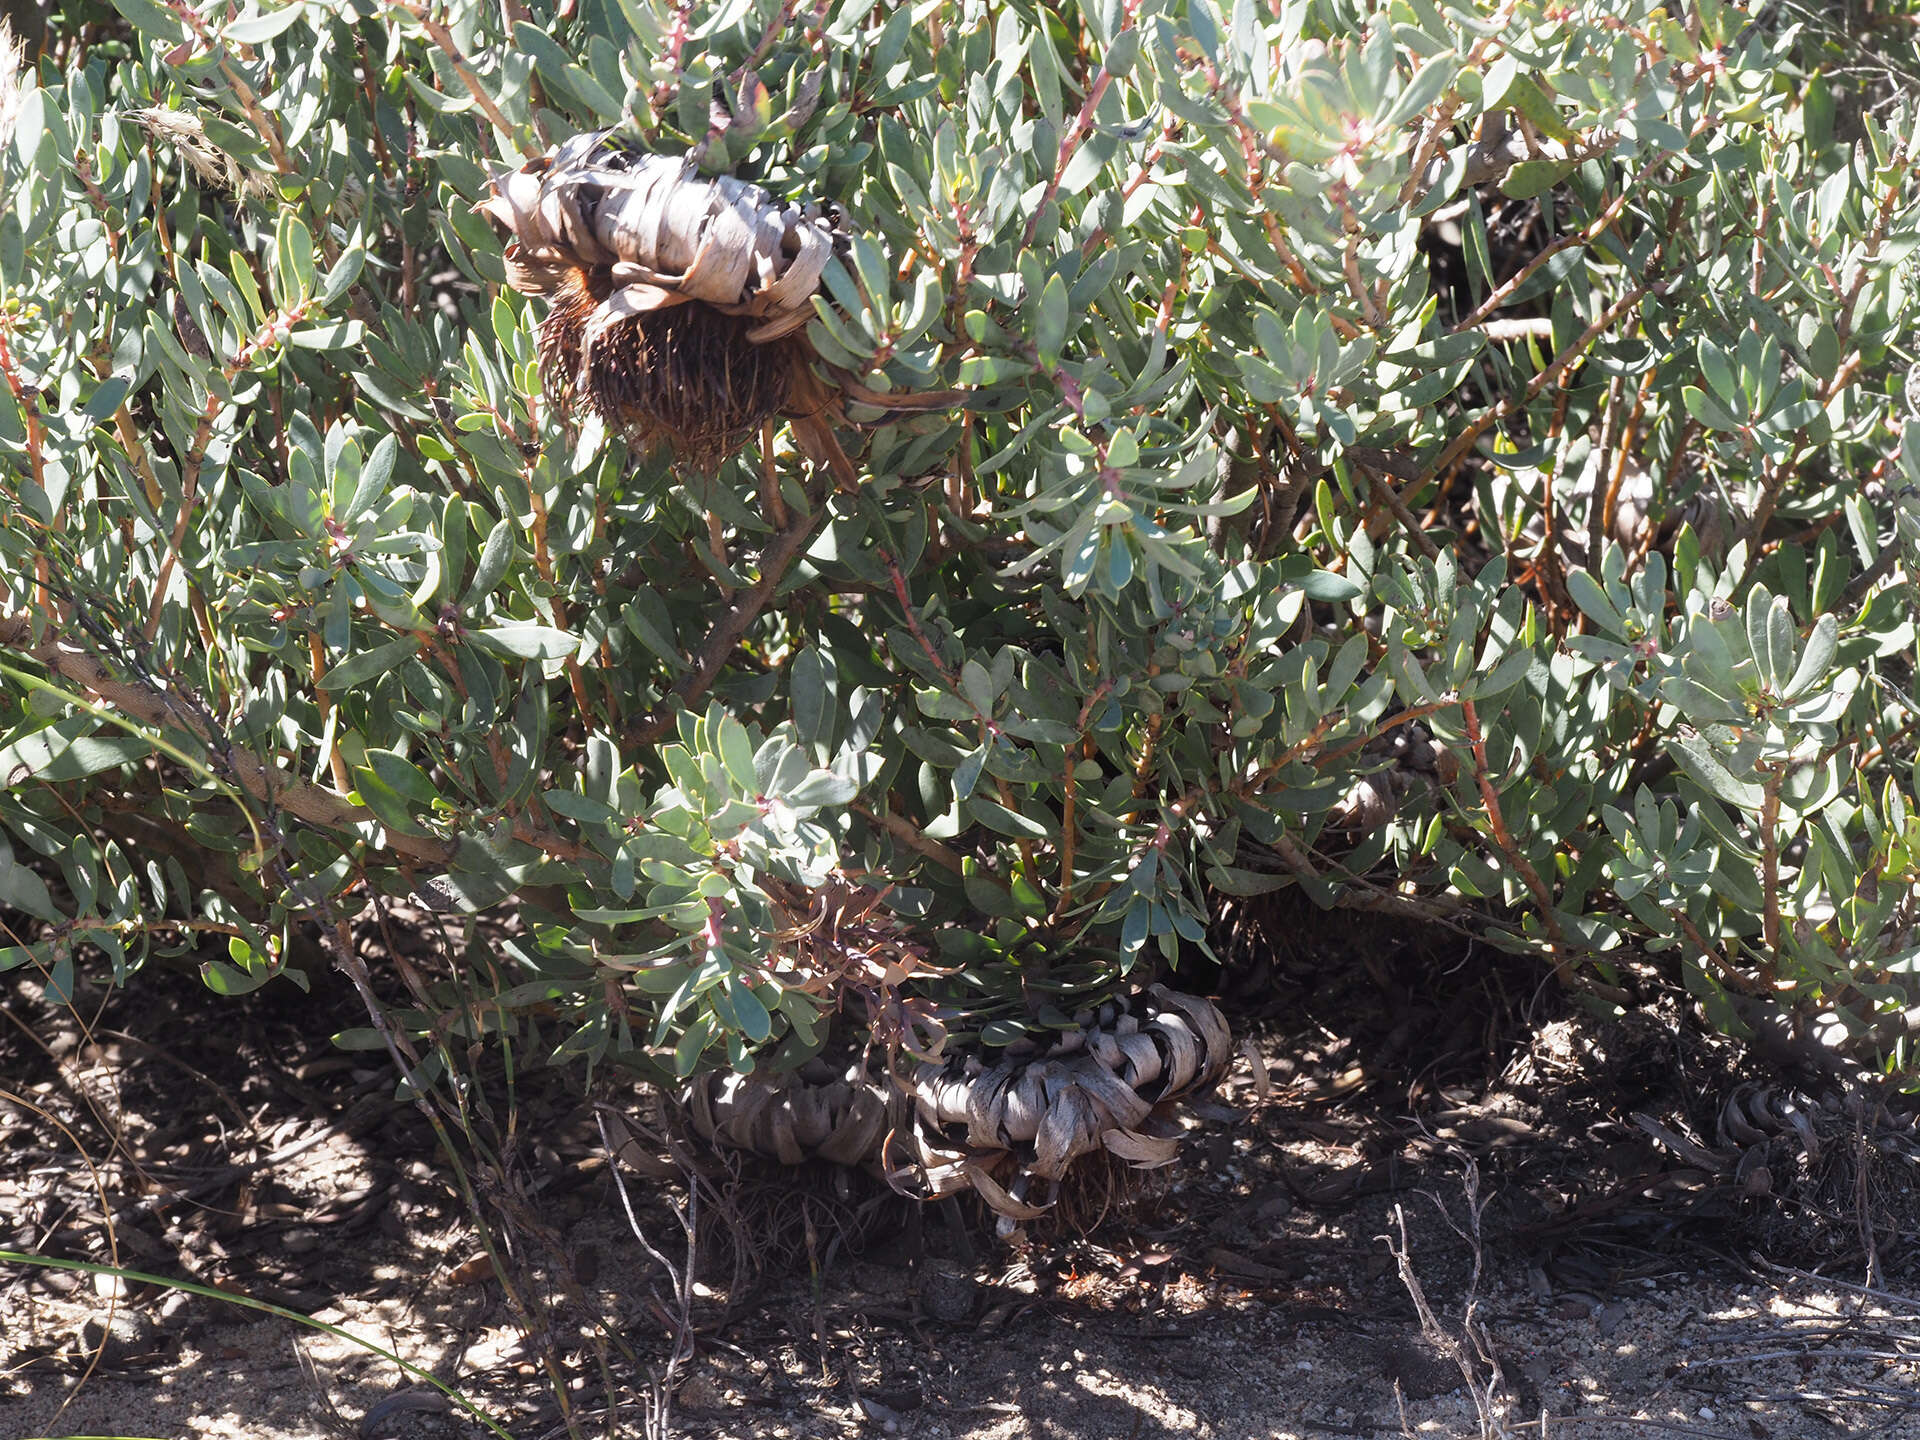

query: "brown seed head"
xmin=481 ymin=131 xmax=839 ymax=467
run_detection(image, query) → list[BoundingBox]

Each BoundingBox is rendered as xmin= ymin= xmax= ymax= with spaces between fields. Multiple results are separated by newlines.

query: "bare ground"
xmin=5 ymin=921 xmax=1920 ymax=1440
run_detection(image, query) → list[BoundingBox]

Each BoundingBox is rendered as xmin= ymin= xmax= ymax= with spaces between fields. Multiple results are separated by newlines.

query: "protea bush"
xmin=2 ymin=0 xmax=1920 ymax=1223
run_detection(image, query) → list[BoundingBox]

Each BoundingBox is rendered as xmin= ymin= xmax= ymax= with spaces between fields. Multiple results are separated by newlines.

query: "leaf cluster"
xmin=3 ymin=0 xmax=1920 ymax=1083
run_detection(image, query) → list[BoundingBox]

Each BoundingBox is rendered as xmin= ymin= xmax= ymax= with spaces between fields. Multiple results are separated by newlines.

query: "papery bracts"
xmin=673 ymin=986 xmax=1234 ymax=1237
xmin=480 ymin=129 xmax=951 ymax=476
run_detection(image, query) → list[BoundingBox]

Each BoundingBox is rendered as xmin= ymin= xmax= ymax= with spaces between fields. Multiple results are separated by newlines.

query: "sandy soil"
xmin=5 ymin=945 xmax=1919 ymax=1440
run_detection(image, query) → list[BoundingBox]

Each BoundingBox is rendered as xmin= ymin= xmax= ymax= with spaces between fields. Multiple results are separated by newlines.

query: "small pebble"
xmin=1296 ymin=1360 xmax=1313 ymax=1372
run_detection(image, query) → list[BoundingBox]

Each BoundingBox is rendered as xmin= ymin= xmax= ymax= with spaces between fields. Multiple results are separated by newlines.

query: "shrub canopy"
xmin=3 ymin=0 xmax=1920 ymax=1086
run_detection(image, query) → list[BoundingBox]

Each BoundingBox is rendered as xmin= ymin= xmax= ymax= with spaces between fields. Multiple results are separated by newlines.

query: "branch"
xmin=1733 ymin=351 xmax=1866 ymax=559
xmin=388 ymin=0 xmax=536 ymax=155
xmin=629 ymin=497 xmax=826 ymax=746
xmin=853 ymin=801 xmax=965 ymax=875
xmin=0 ymin=615 xmax=584 ymax=866
xmin=1022 ymin=0 xmax=1139 ymax=248
xmin=1426 ymin=279 xmax=1659 ymax=483
xmin=1460 ymin=697 xmax=1570 ymax=973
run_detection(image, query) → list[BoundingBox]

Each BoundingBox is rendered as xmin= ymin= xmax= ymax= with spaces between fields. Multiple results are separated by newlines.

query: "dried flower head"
xmin=126 ymin=105 xmax=276 ymax=200
xmin=481 ymin=130 xmax=846 ymax=469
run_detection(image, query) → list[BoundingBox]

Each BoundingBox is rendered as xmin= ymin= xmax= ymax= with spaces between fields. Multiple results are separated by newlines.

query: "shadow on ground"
xmin=4 ymin=903 xmax=1919 ymax=1439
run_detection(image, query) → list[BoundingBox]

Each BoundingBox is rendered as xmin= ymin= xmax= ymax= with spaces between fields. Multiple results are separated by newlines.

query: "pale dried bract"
xmin=0 ymin=21 xmax=23 ymax=151
xmin=480 ymin=130 xmax=843 ymax=468
xmin=672 ymin=986 xmax=1234 ymax=1236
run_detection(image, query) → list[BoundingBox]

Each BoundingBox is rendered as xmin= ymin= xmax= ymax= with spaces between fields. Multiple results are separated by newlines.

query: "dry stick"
xmin=1340 ymin=220 xmax=1383 ymax=329
xmin=1753 ymin=1259 xmax=1920 ymax=1313
xmin=879 ymin=547 xmax=962 ymax=687
xmin=629 ymin=497 xmax=826 ymax=746
xmin=1676 ymin=1348 xmax=1920 ymax=1371
xmin=323 ymin=916 xmax=576 ymax=1428
xmin=1306 ymin=701 xmax=1447 ymax=772
xmin=0 ymin=1084 xmax=125 ymax=1419
xmin=1508 ymin=1421 xmax=1751 ymax=1438
xmin=597 ymin=1109 xmax=698 ymax=1440
xmin=1853 ymin=1108 xmax=1882 ymax=1294
xmin=1382 ymin=1199 xmax=1505 ymax=1440
xmin=0 ymin=614 xmax=584 ymax=865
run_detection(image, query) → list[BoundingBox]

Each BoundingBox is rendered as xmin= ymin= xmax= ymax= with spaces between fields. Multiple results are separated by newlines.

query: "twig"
xmin=1506 ymin=1420 xmax=1745 ymax=1438
xmin=388 ymin=0 xmax=535 ymax=154
xmin=0 ymin=319 xmax=52 ymax=617
xmin=1733 ymin=351 xmax=1866 ymax=560
xmin=1428 ymin=280 xmax=1660 ymax=484
xmin=1450 ymin=185 xmax=1640 ymax=335
xmin=1049 ymin=679 xmax=1113 ymax=922
xmin=1022 ymin=0 xmax=1141 ymax=247
xmin=880 ymin=547 xmax=958 ymax=687
xmin=1198 ymin=59 xmax=1320 ymax=299
xmin=596 ymin=1108 xmax=699 ymax=1440
xmin=1750 ymin=1258 xmax=1920 ymax=1313
xmin=1382 ymin=1162 xmax=1510 ymax=1440
xmin=1855 ymin=1108 xmax=1882 ymax=1293
xmin=629 ymin=495 xmax=826 ymax=745
xmin=853 ymin=800 xmax=965 ymax=876
xmin=1460 ymin=698 xmax=1569 ymax=963
xmin=309 ymin=631 xmax=353 ymax=795
xmin=164 ymin=3 xmax=296 ymax=175
xmin=0 ymin=613 xmax=585 ymax=866
xmin=1365 ymin=471 xmax=1440 ymax=559
xmin=146 ymin=298 xmax=316 ymax=641
xmin=1760 ymin=765 xmax=1783 ymax=964
xmin=1672 ymin=1348 xmax=1920 ymax=1370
